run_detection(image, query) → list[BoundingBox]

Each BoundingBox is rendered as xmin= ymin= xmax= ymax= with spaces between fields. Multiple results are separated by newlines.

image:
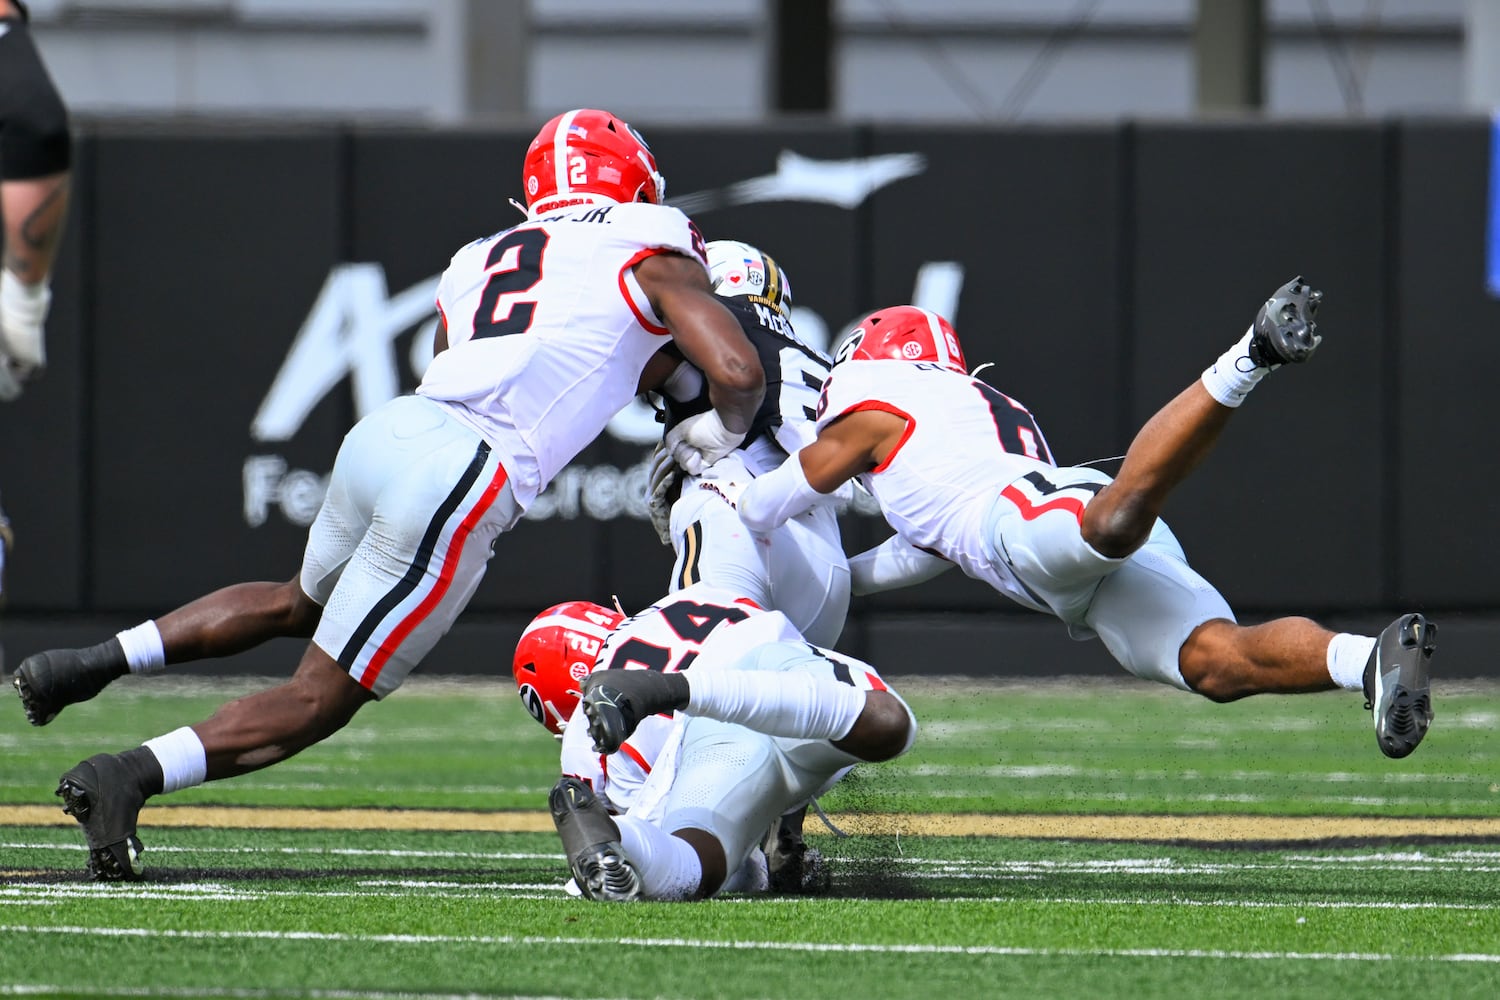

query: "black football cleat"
xmin=580 ymin=669 xmax=689 ymax=755
xmin=763 ymin=809 xmax=831 ymax=895
xmin=1248 ymin=276 xmax=1323 ymax=368
xmin=1362 ymin=613 xmax=1437 ymax=759
xmin=13 ymin=640 xmax=129 ymax=726
xmin=56 ymin=753 xmax=147 ymax=881
xmin=549 ymin=776 xmax=641 ymax=902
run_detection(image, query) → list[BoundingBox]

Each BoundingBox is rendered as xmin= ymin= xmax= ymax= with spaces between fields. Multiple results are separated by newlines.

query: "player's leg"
xmin=1082 ymin=278 xmax=1322 ymax=558
xmin=11 ymin=395 xmax=492 ymax=725
xmin=1178 ymin=617 xmax=1341 ymax=699
xmin=765 ymin=504 xmax=850 ymax=648
xmin=10 ymin=398 xmax=377 ymax=726
xmin=667 ymin=457 xmax=851 ymax=647
xmin=1087 ymin=532 xmax=1436 ymax=757
xmin=582 ymin=640 xmax=916 ymax=762
xmin=55 ymin=642 xmax=373 ymax=880
xmin=602 ymin=720 xmax=796 ymax=899
xmin=12 ymin=578 xmax=320 ymax=726
xmin=551 ymin=771 xmax=783 ymax=903
xmin=54 ymin=399 xmax=519 ymax=879
xmin=644 ymin=715 xmax=884 ymax=899
xmin=665 ymin=470 xmax=773 ymax=606
xmin=1179 ymin=612 xmax=1436 ymax=758
xmin=1080 ymin=381 xmax=1234 ymax=558
xmin=549 ymin=776 xmax=645 ymax=901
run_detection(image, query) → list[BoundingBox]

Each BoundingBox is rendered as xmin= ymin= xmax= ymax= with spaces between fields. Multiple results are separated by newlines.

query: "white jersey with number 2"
xmin=419 ymin=201 xmax=705 ymax=508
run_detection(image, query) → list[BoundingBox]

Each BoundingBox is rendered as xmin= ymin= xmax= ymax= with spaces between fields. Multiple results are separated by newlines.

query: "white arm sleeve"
xmin=847 ymin=535 xmax=953 ymax=596
xmin=738 ymin=450 xmax=832 ymax=532
xmin=558 ymin=706 xmax=599 ymax=777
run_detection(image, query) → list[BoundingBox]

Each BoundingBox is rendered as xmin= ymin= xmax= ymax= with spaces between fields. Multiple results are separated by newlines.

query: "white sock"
xmin=1326 ymin=633 xmax=1377 ymax=692
xmin=117 ymin=621 xmax=166 ymax=674
xmin=685 ymin=669 xmax=866 ymax=741
xmin=0 ymin=269 xmax=50 ymax=369
xmin=143 ymin=726 xmax=207 ymax=793
xmin=1200 ymin=325 xmax=1273 ymax=408
xmin=616 ymin=814 xmax=702 ymax=900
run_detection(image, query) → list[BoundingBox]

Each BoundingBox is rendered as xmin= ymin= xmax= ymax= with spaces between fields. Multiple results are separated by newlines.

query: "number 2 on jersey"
xmin=473 ymin=228 xmax=549 ymax=339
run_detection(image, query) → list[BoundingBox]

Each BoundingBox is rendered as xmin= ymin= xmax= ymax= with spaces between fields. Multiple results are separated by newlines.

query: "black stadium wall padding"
xmin=1393 ymin=121 xmax=1500 ymax=609
xmin=1 ymin=119 xmax=1498 ymax=677
xmin=1130 ymin=122 xmax=1388 ymax=613
xmin=86 ymin=134 xmax=349 ymax=612
xmin=0 ymin=135 xmax=86 ymax=611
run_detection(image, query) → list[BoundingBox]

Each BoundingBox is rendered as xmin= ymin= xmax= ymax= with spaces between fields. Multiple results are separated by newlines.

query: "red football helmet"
xmin=833 ymin=305 xmax=968 ymax=375
xmin=512 ymin=601 xmax=625 ymax=735
xmin=522 ymin=109 xmax=666 ymax=215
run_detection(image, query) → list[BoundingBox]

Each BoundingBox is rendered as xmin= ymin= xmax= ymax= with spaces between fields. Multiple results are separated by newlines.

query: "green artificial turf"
xmin=2 ymin=675 xmax=1496 ymax=998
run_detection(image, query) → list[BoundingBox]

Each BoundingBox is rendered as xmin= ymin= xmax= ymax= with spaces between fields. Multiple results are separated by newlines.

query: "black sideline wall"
xmin=1 ymin=119 xmax=1497 ymax=678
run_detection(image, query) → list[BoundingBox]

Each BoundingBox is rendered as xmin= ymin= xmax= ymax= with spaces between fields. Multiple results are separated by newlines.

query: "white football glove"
xmin=694 ymin=453 xmax=751 ymax=508
xmin=664 ymin=410 xmax=745 ymax=476
xmin=0 ymin=271 xmax=50 ymax=379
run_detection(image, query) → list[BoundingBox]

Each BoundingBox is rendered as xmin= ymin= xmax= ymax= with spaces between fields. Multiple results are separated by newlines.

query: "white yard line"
xmin=0 ymin=880 xmax=1492 ymax=912
xmin=1 ymin=923 xmax=1496 ymax=963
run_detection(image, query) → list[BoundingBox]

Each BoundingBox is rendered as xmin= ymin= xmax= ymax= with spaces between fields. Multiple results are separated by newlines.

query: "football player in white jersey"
xmin=511 ymin=599 xmax=773 ymax=895
xmin=14 ymin=108 xmax=767 ymax=881
xmin=514 ymin=583 xmax=916 ymax=902
xmin=537 ymin=239 xmax=850 ymax=889
xmin=737 ymin=279 xmax=1438 ymax=762
xmin=644 ymin=239 xmax=850 ymax=649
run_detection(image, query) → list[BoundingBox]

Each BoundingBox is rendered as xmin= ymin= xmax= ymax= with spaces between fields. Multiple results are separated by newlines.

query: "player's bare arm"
xmin=798 ymin=408 xmax=907 ymax=492
xmin=432 ymin=314 xmax=449 ymax=357
xmin=633 ymin=251 xmax=763 ymax=433
xmin=635 ymin=343 xmax=683 ymax=395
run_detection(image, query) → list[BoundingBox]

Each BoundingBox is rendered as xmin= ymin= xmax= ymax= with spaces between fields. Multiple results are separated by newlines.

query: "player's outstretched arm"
xmin=847 ymin=535 xmax=953 ymax=595
xmin=738 ymin=409 xmax=900 ymax=531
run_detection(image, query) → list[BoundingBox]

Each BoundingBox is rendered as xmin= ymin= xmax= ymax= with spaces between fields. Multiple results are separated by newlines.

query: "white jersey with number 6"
xmin=419 ymin=201 xmax=705 ymax=508
xmin=815 ymin=359 xmax=1058 ymax=607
